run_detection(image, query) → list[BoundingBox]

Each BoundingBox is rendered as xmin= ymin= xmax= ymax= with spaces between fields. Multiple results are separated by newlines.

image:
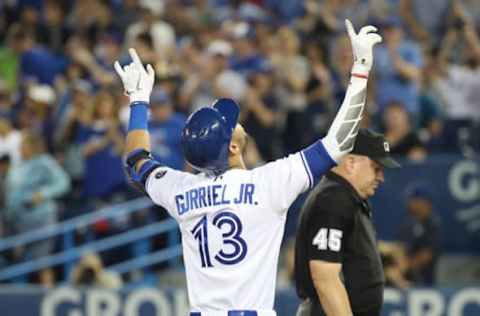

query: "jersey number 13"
xmin=191 ymin=211 xmax=248 ymax=267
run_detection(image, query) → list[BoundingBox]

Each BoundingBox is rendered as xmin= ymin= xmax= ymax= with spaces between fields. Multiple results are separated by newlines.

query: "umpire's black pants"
xmin=296 ymin=298 xmax=381 ymax=316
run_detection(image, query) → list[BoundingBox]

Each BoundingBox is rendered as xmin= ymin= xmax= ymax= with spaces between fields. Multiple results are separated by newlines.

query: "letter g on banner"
xmin=41 ymin=287 xmax=81 ymax=316
xmin=449 ymin=161 xmax=479 ymax=203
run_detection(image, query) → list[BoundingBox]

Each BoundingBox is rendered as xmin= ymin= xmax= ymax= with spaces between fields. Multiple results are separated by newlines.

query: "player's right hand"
xmin=114 ymin=48 xmax=155 ymax=103
xmin=345 ymin=19 xmax=382 ymax=75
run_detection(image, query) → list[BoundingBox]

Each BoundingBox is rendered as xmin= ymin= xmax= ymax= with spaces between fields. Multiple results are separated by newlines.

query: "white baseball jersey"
xmin=145 ymin=152 xmax=312 ymax=313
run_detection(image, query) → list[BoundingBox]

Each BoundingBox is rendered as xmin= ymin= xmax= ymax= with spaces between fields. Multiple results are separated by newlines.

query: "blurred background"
xmin=0 ymin=0 xmax=479 ymax=315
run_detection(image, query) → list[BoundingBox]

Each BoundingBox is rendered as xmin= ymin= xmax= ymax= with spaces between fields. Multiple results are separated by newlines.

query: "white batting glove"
xmin=114 ymin=48 xmax=155 ymax=103
xmin=345 ymin=19 xmax=382 ymax=75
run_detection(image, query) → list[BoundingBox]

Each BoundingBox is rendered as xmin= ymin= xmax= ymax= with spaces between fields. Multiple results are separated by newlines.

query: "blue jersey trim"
xmin=300 ymin=151 xmax=313 ymax=189
xmin=301 ymin=141 xmax=337 ymax=185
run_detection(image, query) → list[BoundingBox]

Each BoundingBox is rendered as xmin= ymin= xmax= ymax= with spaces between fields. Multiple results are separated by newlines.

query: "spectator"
xmin=458 ymin=0 xmax=480 ymax=29
xmin=55 ymin=80 xmax=93 ymax=198
xmin=178 ymin=46 xmax=214 ymax=112
xmin=0 ymin=80 xmax=17 ymax=123
xmin=57 ymin=59 xmax=90 ymax=94
xmin=229 ymin=22 xmax=266 ymax=78
xmin=428 ymin=16 xmax=480 ymax=120
xmin=398 ymin=183 xmax=442 ymax=285
xmin=176 ymin=0 xmax=222 ymax=28
xmin=112 ymin=0 xmax=141 ymax=34
xmin=399 ymin=0 xmax=453 ymax=47
xmin=17 ymin=5 xmax=42 ymax=41
xmin=271 ymin=26 xmax=309 ymax=153
xmin=377 ymin=241 xmax=411 ymax=289
xmin=373 ymin=17 xmax=423 ymax=118
xmin=37 ymin=0 xmax=71 ymax=54
xmin=209 ymin=40 xmax=247 ymax=102
xmin=272 ymin=26 xmax=309 ymax=112
xmin=65 ymin=34 xmax=118 ymax=87
xmin=10 ymin=23 xmax=66 ymax=85
xmin=66 ymin=0 xmax=100 ymax=31
xmin=298 ymin=41 xmax=335 ymax=149
xmin=329 ymin=34 xmax=353 ymax=108
xmin=93 ymin=33 xmax=123 ymax=77
xmin=130 ymin=32 xmax=160 ymax=70
xmin=71 ymin=252 xmax=123 ymax=289
xmin=85 ymin=1 xmax=120 ymax=46
xmin=4 ymin=131 xmax=70 ymax=286
xmin=18 ymin=84 xmax=56 ymax=150
xmin=80 ymin=90 xmax=126 ymax=202
xmin=383 ymin=102 xmax=427 ymax=161
xmin=417 ymin=48 xmax=445 ymax=152
xmin=0 ymin=2 xmax=12 ymax=40
xmin=125 ymin=4 xmax=176 ymax=58
xmin=0 ymin=153 xmax=10 ymax=211
xmin=242 ymin=60 xmax=279 ymax=161
xmin=179 ymin=39 xmax=246 ymax=112
xmin=0 ymin=153 xmax=10 ymax=270
xmin=264 ymin=0 xmax=305 ymax=23
xmin=315 ymin=0 xmax=369 ymax=34
xmin=54 ymin=79 xmax=93 ymax=138
xmin=0 ymin=24 xmax=22 ymax=92
xmin=66 ymin=0 xmax=119 ymax=45
xmin=153 ymin=59 xmax=182 ymax=104
xmin=0 ymin=118 xmax=22 ymax=165
xmin=148 ymin=88 xmax=186 ymax=170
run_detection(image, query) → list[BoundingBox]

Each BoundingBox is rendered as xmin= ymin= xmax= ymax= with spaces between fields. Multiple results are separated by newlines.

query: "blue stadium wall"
xmin=284 ymin=155 xmax=480 ymax=254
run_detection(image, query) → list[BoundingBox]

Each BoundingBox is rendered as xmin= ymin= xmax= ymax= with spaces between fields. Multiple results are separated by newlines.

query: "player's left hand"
xmin=114 ymin=48 xmax=155 ymax=103
xmin=345 ymin=19 xmax=382 ymax=75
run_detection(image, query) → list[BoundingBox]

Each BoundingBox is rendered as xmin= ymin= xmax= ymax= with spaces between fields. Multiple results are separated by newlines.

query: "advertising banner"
xmin=0 ymin=286 xmax=479 ymax=316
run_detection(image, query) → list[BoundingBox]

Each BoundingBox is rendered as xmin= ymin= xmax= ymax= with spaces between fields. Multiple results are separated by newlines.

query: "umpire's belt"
xmin=190 ymin=311 xmax=257 ymax=316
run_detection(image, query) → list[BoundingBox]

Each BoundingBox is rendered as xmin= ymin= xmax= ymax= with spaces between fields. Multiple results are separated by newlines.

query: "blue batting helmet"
xmin=181 ymin=98 xmax=240 ymax=174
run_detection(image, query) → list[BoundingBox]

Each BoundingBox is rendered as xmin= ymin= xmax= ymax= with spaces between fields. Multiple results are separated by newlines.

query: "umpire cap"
xmin=351 ymin=129 xmax=401 ymax=168
xmin=181 ymin=98 xmax=240 ymax=174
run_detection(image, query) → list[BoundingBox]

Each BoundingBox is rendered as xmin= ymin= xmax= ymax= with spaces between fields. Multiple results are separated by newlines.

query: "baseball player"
xmin=115 ymin=20 xmax=381 ymax=316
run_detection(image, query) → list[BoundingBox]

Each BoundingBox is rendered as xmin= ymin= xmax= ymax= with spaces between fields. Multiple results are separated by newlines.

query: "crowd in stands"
xmin=0 ymin=0 xmax=478 ymax=287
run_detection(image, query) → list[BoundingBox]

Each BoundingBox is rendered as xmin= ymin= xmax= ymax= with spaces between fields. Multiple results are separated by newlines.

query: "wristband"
xmin=352 ymin=73 xmax=368 ymax=79
xmin=128 ymin=101 xmax=149 ymax=132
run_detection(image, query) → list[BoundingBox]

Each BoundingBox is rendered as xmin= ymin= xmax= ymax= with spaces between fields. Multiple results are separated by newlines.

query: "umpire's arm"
xmin=306 ymin=189 xmax=355 ymax=316
xmin=310 ymin=260 xmax=352 ymax=316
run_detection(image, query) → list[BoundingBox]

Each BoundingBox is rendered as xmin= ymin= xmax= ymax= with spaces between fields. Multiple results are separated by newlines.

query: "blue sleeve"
xmin=5 ymin=169 xmax=24 ymax=210
xmin=301 ymin=141 xmax=336 ymax=186
xmin=38 ymin=156 xmax=71 ymax=200
xmin=77 ymin=124 xmax=92 ymax=144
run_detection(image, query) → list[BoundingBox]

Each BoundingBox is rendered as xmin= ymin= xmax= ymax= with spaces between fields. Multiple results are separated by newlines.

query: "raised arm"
xmin=302 ymin=20 xmax=382 ymax=181
xmin=258 ymin=21 xmax=382 ymax=211
xmin=114 ymin=48 xmax=159 ymax=189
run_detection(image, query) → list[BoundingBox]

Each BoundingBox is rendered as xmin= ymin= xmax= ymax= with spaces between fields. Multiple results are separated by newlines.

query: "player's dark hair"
xmin=136 ymin=32 xmax=154 ymax=50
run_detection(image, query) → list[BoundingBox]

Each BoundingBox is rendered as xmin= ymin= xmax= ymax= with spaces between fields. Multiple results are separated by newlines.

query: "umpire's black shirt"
xmin=295 ymin=171 xmax=385 ymax=313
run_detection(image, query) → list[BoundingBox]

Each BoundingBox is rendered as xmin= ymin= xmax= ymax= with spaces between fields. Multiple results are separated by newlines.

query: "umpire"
xmin=295 ymin=129 xmax=400 ymax=316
